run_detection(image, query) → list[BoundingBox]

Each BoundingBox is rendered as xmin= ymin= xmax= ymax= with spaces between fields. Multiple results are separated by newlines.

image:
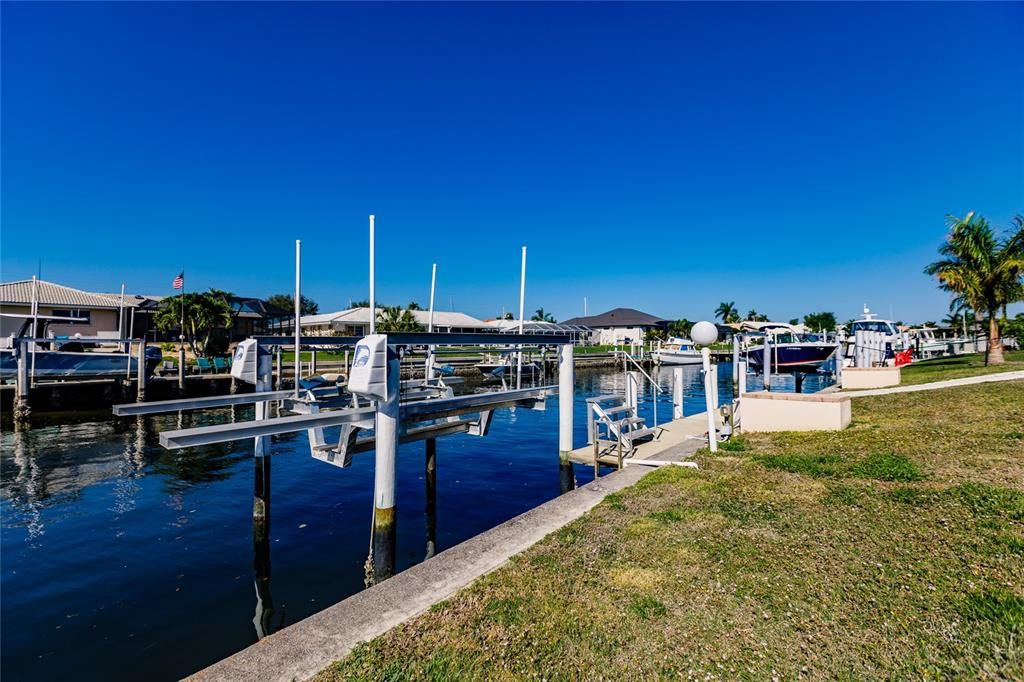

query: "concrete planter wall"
xmin=841 ymin=366 xmax=901 ymax=390
xmin=741 ymin=391 xmax=851 ymax=432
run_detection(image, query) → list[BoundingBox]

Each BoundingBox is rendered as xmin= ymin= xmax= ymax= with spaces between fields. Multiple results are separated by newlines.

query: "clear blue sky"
xmin=2 ymin=2 xmax=1021 ymax=324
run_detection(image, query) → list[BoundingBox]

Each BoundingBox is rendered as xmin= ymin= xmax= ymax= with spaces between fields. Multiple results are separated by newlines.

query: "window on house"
xmin=50 ymin=309 xmax=91 ymax=325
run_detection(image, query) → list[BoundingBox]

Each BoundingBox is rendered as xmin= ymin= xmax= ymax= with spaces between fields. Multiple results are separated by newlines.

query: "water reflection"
xmin=0 ymin=363 xmax=834 ymax=682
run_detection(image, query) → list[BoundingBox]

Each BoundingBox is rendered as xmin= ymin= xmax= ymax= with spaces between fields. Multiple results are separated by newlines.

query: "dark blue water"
xmin=1 ymin=363 xmax=832 ymax=681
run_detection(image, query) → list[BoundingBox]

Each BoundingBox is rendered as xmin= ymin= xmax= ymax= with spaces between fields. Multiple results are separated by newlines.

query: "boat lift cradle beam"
xmin=158 ymin=385 xmax=556 ymax=450
xmin=251 ymin=332 xmax=573 ymax=348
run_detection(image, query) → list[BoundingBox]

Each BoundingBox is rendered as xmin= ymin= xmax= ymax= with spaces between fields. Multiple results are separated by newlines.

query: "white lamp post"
xmin=691 ymin=320 xmax=719 ymax=453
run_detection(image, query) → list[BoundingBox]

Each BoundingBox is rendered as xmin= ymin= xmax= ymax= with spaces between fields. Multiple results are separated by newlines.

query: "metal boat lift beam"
xmin=252 ymin=332 xmax=573 ymax=348
xmin=112 ymin=386 xmax=341 ymax=416
xmin=113 ymin=391 xmax=294 ymax=416
xmin=157 ymin=386 xmax=556 ymax=450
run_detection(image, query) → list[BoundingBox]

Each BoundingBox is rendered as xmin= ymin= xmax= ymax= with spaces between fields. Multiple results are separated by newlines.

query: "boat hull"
xmin=653 ymin=351 xmax=703 ymax=366
xmin=746 ymin=343 xmax=836 ymax=372
xmin=0 ymin=348 xmax=162 ymax=379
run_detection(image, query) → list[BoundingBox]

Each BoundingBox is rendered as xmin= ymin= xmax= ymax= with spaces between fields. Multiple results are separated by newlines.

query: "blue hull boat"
xmin=0 ymin=347 xmax=163 ymax=379
xmin=746 ymin=343 xmax=836 ymax=372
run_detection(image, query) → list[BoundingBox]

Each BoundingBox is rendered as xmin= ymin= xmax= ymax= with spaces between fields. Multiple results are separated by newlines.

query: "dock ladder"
xmin=587 ymin=354 xmax=664 ymax=474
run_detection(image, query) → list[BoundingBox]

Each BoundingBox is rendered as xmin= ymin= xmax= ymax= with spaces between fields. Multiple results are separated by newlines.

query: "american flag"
xmin=172 ymin=272 xmax=184 ymax=290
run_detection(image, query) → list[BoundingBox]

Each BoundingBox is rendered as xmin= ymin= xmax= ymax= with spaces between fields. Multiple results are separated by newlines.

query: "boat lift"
xmin=112 ymin=330 xmax=576 ymax=584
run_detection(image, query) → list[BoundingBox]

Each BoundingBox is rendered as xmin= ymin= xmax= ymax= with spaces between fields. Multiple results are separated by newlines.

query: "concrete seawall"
xmin=188 ymin=466 xmax=653 ymax=682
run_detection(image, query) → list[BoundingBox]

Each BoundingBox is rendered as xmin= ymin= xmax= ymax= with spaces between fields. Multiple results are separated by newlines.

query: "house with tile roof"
xmin=560 ymin=307 xmax=668 ymax=345
xmin=0 ymin=279 xmax=146 ymax=340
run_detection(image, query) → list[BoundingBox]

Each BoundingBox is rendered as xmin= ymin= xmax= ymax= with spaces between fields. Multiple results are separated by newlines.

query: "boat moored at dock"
xmin=652 ymin=337 xmax=702 ymax=365
xmin=743 ymin=322 xmax=837 ymax=372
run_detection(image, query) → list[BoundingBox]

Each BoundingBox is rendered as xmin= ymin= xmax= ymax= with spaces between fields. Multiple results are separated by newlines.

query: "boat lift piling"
xmin=14 ymin=342 xmax=31 ymax=425
xmin=558 ymin=342 xmax=574 ymax=492
xmin=136 ymin=340 xmax=147 ymax=403
xmin=732 ymin=334 xmax=740 ymax=395
xmin=672 ymin=367 xmax=684 ymax=420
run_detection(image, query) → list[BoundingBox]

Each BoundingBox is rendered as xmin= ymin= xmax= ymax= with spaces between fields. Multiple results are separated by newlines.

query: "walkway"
xmin=841 ymin=370 xmax=1024 ymax=397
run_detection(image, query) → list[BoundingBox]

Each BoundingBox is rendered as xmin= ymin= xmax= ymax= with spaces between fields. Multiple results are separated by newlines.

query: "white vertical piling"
xmin=558 ymin=342 xmax=575 ymax=491
xmin=294 ymin=240 xmax=302 ymax=398
xmin=275 ymin=348 xmax=283 ymax=390
xmin=136 ymin=340 xmax=147 ymax=403
xmin=426 ymin=263 xmax=437 ymax=379
xmin=672 ymin=367 xmax=684 ymax=419
xmin=763 ymin=336 xmax=772 ymax=391
xmin=369 ymin=215 xmax=376 ymax=336
xmin=738 ymin=358 xmax=748 ymax=395
xmin=14 ymin=340 xmax=31 ymax=424
xmin=558 ymin=343 xmax=574 ymax=462
xmin=702 ymin=347 xmax=718 ymax=453
xmin=710 ymin=363 xmax=719 ymax=410
xmin=834 ymin=341 xmax=843 ymax=388
xmin=372 ymin=343 xmax=400 ymax=582
xmin=732 ymin=333 xmax=740 ymax=391
xmin=516 ymin=246 xmax=526 ymax=389
xmin=626 ymin=371 xmax=639 ymax=414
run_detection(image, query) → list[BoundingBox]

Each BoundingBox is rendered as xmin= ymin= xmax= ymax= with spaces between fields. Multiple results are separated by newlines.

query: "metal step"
xmin=587 ymin=394 xmax=625 ymax=404
xmin=615 ymin=416 xmax=645 ymax=427
xmin=624 ymin=427 xmax=657 ymax=441
xmin=602 ymin=405 xmax=632 ymax=416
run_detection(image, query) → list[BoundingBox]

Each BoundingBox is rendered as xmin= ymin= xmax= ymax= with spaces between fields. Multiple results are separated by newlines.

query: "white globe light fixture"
xmin=692 ymin=320 xmax=719 ymax=453
xmin=691 ymin=320 xmax=718 ymax=347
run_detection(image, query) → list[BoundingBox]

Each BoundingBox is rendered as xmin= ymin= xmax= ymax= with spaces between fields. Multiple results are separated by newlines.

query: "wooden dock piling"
xmin=13 ymin=342 xmax=31 ymax=425
xmin=136 ymin=341 xmax=147 ymax=403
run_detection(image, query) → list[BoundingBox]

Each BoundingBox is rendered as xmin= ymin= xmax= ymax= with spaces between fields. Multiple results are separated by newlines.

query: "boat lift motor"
xmin=347 ymin=334 xmax=393 ymax=401
xmin=231 ymin=338 xmax=272 ymax=387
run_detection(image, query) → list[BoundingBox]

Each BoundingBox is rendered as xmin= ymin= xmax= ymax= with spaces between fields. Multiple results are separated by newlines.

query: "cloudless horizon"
xmin=2 ymin=2 xmax=1022 ymax=324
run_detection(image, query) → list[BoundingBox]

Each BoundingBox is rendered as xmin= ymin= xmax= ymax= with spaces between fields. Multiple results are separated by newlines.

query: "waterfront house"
xmin=300 ymin=307 xmax=491 ymax=336
xmin=0 ymin=279 xmax=146 ymax=341
xmin=561 ymin=308 xmax=668 ymax=345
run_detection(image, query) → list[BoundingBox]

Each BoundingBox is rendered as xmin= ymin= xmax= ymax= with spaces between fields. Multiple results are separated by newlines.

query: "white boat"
xmin=906 ymin=328 xmax=957 ymax=358
xmin=653 ymin=337 xmax=702 ymax=365
xmin=842 ymin=306 xmax=908 ymax=365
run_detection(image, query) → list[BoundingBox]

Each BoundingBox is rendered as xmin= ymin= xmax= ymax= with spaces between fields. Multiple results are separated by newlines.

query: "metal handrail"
xmin=614 ymin=350 xmax=663 ymax=393
xmin=613 ymin=349 xmax=662 ymax=429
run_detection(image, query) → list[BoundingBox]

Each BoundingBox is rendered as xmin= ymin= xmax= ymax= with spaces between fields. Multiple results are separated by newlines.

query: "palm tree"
xmin=531 ymin=307 xmax=556 ymax=323
xmin=715 ymin=301 xmax=738 ymax=323
xmin=668 ymin=318 xmax=692 ymax=338
xmin=746 ymin=309 xmax=768 ymax=322
xmin=376 ymin=306 xmax=423 ymax=332
xmin=154 ymin=291 xmax=232 ymax=355
xmin=924 ymin=212 xmax=1024 ymax=365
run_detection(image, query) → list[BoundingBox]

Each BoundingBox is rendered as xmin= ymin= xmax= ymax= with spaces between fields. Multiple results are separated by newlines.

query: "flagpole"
xmin=178 ymin=269 xmax=185 ymax=392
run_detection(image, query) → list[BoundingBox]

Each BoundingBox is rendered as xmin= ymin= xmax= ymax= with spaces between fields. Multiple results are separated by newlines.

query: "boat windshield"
xmin=852 ymin=320 xmax=894 ymax=335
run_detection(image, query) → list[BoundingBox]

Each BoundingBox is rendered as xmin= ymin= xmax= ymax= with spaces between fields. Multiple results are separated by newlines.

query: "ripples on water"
xmin=0 ymin=364 xmax=832 ymax=680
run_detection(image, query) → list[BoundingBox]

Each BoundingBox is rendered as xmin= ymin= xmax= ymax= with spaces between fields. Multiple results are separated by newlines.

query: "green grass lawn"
xmin=898 ymin=349 xmax=1024 ymax=385
xmin=320 ymin=380 xmax=1024 ymax=680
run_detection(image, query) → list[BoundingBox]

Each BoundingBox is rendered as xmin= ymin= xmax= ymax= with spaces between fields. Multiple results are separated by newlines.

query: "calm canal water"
xmin=1 ymin=364 xmax=832 ymax=680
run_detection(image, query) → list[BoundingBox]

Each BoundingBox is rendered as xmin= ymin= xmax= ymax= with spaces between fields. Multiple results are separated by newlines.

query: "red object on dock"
xmin=894 ymin=350 xmax=913 ymax=367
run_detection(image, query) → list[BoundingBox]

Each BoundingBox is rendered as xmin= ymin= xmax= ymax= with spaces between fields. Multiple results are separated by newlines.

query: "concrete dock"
xmin=567 ymin=412 xmax=711 ymax=468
